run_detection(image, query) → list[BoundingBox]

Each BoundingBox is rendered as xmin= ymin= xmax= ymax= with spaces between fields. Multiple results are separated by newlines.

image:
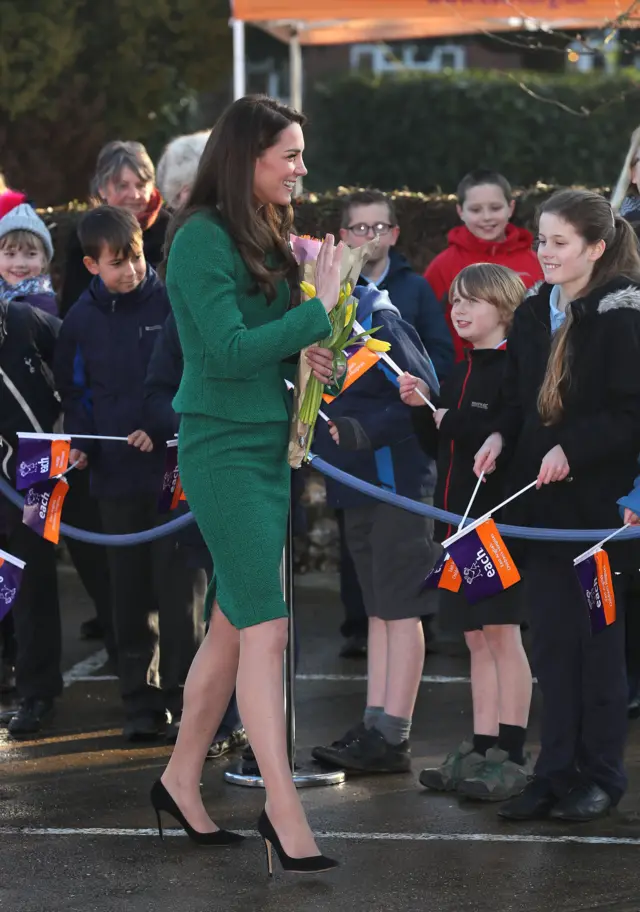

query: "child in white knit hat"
xmin=0 ymin=204 xmax=57 ymax=315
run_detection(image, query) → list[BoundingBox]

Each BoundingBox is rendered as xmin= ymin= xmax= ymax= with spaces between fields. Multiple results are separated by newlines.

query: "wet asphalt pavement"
xmin=2 ymin=567 xmax=640 ymax=912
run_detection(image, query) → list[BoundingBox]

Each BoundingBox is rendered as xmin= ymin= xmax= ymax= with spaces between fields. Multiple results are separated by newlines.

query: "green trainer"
xmin=419 ymin=740 xmax=486 ymax=792
xmin=457 ymin=747 xmax=533 ymax=801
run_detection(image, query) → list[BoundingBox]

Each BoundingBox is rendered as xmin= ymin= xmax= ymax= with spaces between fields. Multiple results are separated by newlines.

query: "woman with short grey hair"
xmin=60 ymin=140 xmax=170 ymax=316
xmin=156 ymin=131 xmax=211 ymax=211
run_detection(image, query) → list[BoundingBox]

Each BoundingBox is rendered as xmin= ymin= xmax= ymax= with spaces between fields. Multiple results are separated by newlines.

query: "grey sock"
xmin=375 ymin=712 xmax=412 ymax=746
xmin=363 ymin=706 xmax=384 ymax=730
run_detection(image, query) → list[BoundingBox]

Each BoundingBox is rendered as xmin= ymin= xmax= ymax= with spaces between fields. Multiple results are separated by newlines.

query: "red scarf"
xmin=137 ymin=187 xmax=163 ymax=231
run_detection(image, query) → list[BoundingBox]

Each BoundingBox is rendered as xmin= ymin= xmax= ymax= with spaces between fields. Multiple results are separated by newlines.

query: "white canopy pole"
xmin=289 ymin=24 xmax=304 ymax=194
xmin=232 ymin=19 xmax=246 ymax=100
xmin=289 ymin=25 xmax=303 ymax=111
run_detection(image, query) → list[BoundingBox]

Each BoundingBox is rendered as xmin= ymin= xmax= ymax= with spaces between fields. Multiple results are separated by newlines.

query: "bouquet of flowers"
xmin=288 ymin=235 xmax=389 ymax=468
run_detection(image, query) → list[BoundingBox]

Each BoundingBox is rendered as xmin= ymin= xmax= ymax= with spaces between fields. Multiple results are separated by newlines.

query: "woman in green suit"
xmin=151 ymin=96 xmax=343 ymax=874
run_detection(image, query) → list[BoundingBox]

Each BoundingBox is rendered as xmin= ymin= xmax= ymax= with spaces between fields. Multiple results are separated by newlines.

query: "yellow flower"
xmin=300 ymin=281 xmax=317 ymax=299
xmin=344 ymin=303 xmax=354 ymax=327
xmin=365 ymin=338 xmax=391 ymax=353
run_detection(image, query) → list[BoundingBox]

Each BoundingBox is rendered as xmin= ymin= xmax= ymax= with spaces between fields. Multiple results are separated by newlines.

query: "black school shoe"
xmin=312 ymin=721 xmax=367 ymax=766
xmin=498 ymin=776 xmax=558 ymax=820
xmin=314 ymin=726 xmax=411 ymax=774
xmin=123 ymin=710 xmax=168 ymax=742
xmin=549 ymin=782 xmax=612 ymax=822
xmin=7 ymin=698 xmax=55 ymax=737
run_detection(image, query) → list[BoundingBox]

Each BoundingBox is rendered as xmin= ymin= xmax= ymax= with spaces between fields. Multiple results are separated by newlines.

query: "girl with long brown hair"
xmin=475 ymin=189 xmax=640 ymax=823
xmin=151 ymin=96 xmax=344 ymax=874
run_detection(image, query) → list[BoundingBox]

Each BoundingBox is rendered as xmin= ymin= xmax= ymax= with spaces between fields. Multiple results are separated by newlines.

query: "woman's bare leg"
xmin=161 ymin=603 xmax=240 ymax=831
xmin=236 ymin=616 xmax=320 ymax=859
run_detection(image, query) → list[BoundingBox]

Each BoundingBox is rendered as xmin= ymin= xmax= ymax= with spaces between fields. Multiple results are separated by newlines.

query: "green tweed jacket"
xmin=166 ymin=213 xmax=331 ymax=423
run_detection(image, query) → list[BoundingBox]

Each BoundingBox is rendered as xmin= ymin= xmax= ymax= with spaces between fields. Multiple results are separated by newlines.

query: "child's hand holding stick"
xmin=399 ymin=373 xmax=433 ymax=409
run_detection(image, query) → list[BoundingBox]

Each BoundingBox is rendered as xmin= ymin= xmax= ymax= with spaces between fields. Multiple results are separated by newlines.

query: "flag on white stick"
xmin=352 ymin=319 xmax=436 ymax=412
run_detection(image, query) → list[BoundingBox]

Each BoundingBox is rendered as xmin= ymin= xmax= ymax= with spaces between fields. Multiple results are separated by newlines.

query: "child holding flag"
xmin=474 ymin=189 xmax=640 ymax=822
xmin=400 ymin=263 xmax=533 ymax=801
xmin=0 ymin=273 xmax=62 ymax=735
xmin=310 ymin=283 xmax=439 ymax=774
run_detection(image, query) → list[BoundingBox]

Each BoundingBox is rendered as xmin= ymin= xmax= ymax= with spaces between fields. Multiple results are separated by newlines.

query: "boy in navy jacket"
xmin=336 ymin=190 xmax=454 ymax=657
xmin=55 ymin=206 xmax=202 ymax=741
xmin=311 ymin=284 xmax=438 ymax=774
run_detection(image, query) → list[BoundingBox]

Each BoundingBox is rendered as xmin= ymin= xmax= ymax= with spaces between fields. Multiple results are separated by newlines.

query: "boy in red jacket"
xmin=425 ymin=170 xmax=543 ymax=361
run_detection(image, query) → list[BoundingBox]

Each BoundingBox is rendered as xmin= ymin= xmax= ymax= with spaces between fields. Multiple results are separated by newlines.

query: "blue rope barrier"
xmin=1 ymin=456 xmax=638 ymax=546
xmin=309 ymin=455 xmax=640 ymax=543
xmin=0 ymin=476 xmax=195 ymax=546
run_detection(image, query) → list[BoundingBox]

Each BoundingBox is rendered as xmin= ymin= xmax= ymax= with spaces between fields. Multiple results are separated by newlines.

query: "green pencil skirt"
xmin=178 ymin=413 xmax=290 ymax=629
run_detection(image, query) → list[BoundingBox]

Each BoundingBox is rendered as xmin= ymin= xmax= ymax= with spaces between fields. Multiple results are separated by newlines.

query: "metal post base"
xmin=224 ymin=756 xmax=346 ymax=789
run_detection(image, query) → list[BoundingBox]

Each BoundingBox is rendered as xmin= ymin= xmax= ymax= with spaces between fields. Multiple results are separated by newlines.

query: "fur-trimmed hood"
xmin=523 ymin=276 xmax=640 ymax=317
xmin=524 ymin=279 xmax=543 ymax=300
xmin=597 ymin=283 xmax=640 ymax=314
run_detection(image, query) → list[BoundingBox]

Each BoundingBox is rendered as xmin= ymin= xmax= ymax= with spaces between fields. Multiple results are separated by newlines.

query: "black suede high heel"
xmin=257 ymin=810 xmax=339 ymax=876
xmin=150 ymin=779 xmax=245 ymax=846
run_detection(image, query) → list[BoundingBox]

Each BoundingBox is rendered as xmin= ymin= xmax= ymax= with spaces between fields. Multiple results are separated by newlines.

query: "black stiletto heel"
xmin=155 ymin=808 xmax=163 ymax=841
xmin=257 ymin=810 xmax=339 ymax=876
xmin=150 ymin=779 xmax=245 ymax=846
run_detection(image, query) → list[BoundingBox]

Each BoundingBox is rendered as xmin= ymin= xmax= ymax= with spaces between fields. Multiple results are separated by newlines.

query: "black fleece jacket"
xmin=494 ymin=277 xmax=640 ymax=564
xmin=413 ymin=344 xmax=509 ymax=542
xmin=0 ymin=302 xmax=61 ymax=482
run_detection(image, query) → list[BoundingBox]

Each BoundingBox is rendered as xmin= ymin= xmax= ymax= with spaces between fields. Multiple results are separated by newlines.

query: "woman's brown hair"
xmin=537 ymin=189 xmax=640 ymax=425
xmin=163 ymin=94 xmax=305 ymax=302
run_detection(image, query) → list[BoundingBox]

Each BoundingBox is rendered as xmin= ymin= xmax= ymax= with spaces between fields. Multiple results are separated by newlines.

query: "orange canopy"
xmin=231 ymin=0 xmax=635 ymax=43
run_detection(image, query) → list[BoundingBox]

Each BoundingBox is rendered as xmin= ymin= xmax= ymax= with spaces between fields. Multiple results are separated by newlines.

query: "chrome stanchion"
xmin=224 ymin=489 xmax=346 ymax=788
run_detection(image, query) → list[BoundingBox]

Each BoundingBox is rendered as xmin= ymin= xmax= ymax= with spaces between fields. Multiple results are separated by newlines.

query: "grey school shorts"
xmin=343 ymin=499 xmax=438 ymax=621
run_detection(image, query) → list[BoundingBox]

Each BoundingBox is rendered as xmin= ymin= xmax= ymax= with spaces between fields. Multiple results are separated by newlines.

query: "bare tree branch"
xmin=506 ymin=72 xmax=640 ymax=116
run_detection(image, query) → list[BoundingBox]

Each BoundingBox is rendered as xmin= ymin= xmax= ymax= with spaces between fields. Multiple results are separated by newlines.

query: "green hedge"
xmin=303 ymin=71 xmax=640 ymax=193
xmin=41 ymin=183 xmax=602 ymax=285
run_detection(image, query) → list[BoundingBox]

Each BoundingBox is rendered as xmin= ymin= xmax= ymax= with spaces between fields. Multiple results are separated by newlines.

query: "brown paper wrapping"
xmin=288 ymin=239 xmax=379 ymax=469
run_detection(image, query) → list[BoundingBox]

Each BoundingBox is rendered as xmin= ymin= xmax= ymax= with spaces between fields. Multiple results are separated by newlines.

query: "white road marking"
xmin=65 ymin=655 xmax=472 ymax=687
xmin=62 ymin=649 xmax=108 ymax=687
xmin=0 ymin=827 xmax=638 ymax=846
xmin=296 ymin=674 xmax=472 ymax=683
xmin=66 ymin=657 xmax=542 ymax=687
xmin=71 ymin=673 xmax=472 ymax=684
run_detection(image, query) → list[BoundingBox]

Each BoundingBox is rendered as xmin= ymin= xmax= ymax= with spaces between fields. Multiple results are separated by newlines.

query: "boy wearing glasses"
xmin=340 ymin=190 xmax=453 ymax=382
xmin=335 ymin=191 xmax=453 ymax=661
